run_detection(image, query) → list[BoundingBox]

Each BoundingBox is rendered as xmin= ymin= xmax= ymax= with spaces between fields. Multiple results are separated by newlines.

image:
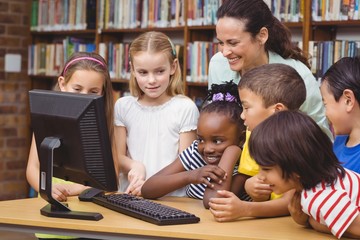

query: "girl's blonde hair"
xmin=129 ymin=31 xmax=184 ymax=97
xmin=54 ymin=52 xmax=114 ymax=142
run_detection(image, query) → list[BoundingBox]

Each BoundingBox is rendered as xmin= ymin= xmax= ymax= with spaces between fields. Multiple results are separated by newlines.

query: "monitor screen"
xmin=29 ymin=89 xmax=117 ymax=220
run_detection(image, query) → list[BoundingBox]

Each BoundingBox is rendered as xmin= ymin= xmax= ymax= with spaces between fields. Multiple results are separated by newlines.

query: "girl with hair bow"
xmin=142 ymin=81 xmax=247 ymax=209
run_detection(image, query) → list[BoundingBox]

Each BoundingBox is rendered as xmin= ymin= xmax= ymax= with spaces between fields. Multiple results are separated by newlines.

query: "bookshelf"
xmin=28 ymin=0 xmax=360 ymax=101
xmin=307 ymin=0 xmax=360 ymax=79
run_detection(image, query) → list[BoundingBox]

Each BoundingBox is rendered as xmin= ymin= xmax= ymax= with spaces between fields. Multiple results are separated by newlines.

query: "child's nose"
xmin=204 ymin=144 xmax=214 ymax=154
xmin=148 ymin=74 xmax=156 ymax=83
xmin=240 ymin=111 xmax=245 ymax=120
xmin=258 ymin=170 xmax=266 ymax=181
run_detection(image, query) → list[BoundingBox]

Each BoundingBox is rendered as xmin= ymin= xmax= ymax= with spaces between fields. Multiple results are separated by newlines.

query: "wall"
xmin=0 ymin=0 xmax=31 ymax=200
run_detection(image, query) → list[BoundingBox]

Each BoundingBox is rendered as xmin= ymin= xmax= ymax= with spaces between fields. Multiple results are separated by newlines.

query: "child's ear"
xmin=343 ymin=89 xmax=356 ymax=111
xmin=170 ymin=58 xmax=178 ymax=75
xmin=57 ymin=76 xmax=66 ymax=91
xmin=273 ymin=103 xmax=286 ymax=112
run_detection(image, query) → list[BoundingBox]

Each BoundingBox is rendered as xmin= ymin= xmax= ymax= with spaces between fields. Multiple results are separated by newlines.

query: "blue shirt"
xmin=333 ymin=135 xmax=360 ymax=173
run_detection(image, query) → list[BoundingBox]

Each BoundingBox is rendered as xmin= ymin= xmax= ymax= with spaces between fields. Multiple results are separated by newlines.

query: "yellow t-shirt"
xmin=239 ymin=130 xmax=281 ymax=200
xmin=36 ymin=178 xmax=78 ymax=239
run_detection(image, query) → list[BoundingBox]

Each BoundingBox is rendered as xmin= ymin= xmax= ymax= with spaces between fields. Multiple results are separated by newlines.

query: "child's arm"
xmin=208 ymin=189 xmax=294 ymax=221
xmin=179 ymin=130 xmax=197 ymax=152
xmin=203 ymin=145 xmax=241 ymax=209
xmin=26 ymin=135 xmax=88 ymax=201
xmin=342 ymin=216 xmax=360 ymax=238
xmin=308 ymin=211 xmax=360 ymax=238
xmin=114 ymin=125 xmax=146 ymax=195
xmin=26 ymin=135 xmax=41 ymax=193
xmin=288 ymin=191 xmax=309 ymax=226
xmin=142 ymin=157 xmax=227 ymax=199
xmin=141 ymin=158 xmax=187 ymax=199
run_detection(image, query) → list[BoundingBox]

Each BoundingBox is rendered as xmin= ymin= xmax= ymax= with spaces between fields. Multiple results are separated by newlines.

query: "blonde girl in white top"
xmin=114 ymin=31 xmax=199 ymax=196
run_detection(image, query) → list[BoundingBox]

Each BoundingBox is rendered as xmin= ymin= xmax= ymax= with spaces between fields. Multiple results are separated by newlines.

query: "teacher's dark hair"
xmin=217 ymin=0 xmax=310 ymax=68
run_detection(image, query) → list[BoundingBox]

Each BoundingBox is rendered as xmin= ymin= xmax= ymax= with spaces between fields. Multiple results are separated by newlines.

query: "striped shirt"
xmin=179 ymin=140 xmax=239 ymax=200
xmin=301 ymin=168 xmax=360 ymax=239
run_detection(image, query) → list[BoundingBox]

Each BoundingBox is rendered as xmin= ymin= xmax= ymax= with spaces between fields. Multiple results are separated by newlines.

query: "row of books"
xmin=97 ymin=41 xmax=184 ymax=80
xmin=28 ymin=37 xmax=96 ymax=75
xmin=265 ymin=0 xmax=304 ymax=22
xmin=188 ymin=0 xmax=304 ymax=26
xmin=308 ymin=40 xmax=360 ymax=78
xmin=98 ymin=42 xmax=131 ymax=79
xmin=31 ymin=0 xmax=96 ymax=31
xmin=99 ymin=0 xmax=186 ymax=29
xmin=187 ymin=0 xmax=223 ymax=26
xmin=312 ymin=0 xmax=360 ymax=21
xmin=31 ymin=0 xmax=360 ymax=33
xmin=186 ymin=41 xmax=218 ymax=83
xmin=98 ymin=40 xmax=218 ymax=83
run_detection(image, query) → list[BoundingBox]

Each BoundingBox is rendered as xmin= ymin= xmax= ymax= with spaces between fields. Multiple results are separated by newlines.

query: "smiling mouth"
xmin=228 ymin=57 xmax=240 ymax=63
xmin=205 ymin=156 xmax=220 ymax=164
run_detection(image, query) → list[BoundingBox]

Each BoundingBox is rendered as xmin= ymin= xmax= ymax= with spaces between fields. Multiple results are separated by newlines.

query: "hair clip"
xmin=212 ymin=92 xmax=236 ymax=102
xmin=167 ymin=38 xmax=176 ymax=57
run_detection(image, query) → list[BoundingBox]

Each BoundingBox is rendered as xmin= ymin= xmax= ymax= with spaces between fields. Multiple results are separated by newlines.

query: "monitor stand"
xmin=38 ymin=137 xmax=103 ymax=221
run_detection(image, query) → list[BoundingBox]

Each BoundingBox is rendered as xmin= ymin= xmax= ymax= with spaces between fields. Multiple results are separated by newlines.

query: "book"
xmin=30 ymin=0 xmax=39 ymax=31
xmin=87 ymin=0 xmax=97 ymax=29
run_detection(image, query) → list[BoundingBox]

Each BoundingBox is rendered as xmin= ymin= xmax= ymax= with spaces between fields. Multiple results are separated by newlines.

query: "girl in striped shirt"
xmin=142 ymin=81 xmax=247 ymax=208
xmin=249 ymin=110 xmax=360 ymax=239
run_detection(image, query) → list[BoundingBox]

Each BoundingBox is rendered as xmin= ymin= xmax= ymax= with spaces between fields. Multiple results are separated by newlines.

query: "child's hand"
xmin=208 ymin=190 xmax=247 ymax=222
xmin=126 ymin=161 xmax=146 ymax=196
xmin=125 ymin=178 xmax=145 ymax=196
xmin=288 ymin=191 xmax=309 ymax=226
xmin=52 ymin=184 xmax=71 ymax=202
xmin=191 ymin=165 xmax=227 ymax=188
xmin=244 ymin=175 xmax=272 ymax=201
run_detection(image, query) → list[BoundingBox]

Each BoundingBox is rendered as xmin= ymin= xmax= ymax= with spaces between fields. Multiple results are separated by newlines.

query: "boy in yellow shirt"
xmin=209 ymin=63 xmax=306 ymax=221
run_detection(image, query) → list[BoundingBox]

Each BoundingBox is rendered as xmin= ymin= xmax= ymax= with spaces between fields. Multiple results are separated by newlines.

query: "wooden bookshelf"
xmin=29 ymin=0 xmax=360 ymax=99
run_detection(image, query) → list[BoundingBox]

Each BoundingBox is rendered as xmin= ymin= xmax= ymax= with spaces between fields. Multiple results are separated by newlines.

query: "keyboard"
xmin=92 ymin=193 xmax=200 ymax=225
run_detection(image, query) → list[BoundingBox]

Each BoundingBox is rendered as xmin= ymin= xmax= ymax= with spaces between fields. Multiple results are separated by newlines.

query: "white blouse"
xmin=114 ymin=95 xmax=199 ymax=196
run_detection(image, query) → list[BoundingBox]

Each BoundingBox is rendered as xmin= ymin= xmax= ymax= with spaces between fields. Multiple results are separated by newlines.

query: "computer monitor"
xmin=29 ymin=89 xmax=118 ymax=220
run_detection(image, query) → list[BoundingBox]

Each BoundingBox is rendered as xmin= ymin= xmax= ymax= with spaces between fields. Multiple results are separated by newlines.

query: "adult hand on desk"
xmin=208 ymin=190 xmax=247 ymax=222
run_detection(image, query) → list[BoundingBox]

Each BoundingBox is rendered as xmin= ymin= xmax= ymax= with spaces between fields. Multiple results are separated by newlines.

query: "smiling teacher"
xmin=208 ymin=0 xmax=331 ymax=139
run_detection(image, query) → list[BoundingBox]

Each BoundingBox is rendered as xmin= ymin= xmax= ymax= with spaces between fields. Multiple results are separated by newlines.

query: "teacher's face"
xmin=216 ymin=17 xmax=267 ymax=75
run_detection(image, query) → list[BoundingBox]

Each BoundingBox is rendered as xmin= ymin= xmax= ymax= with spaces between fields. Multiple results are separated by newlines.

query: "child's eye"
xmin=260 ymin=167 xmax=272 ymax=171
xmin=137 ymin=70 xmax=147 ymax=75
xmin=156 ymin=69 xmax=165 ymax=74
xmin=214 ymin=139 xmax=223 ymax=144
